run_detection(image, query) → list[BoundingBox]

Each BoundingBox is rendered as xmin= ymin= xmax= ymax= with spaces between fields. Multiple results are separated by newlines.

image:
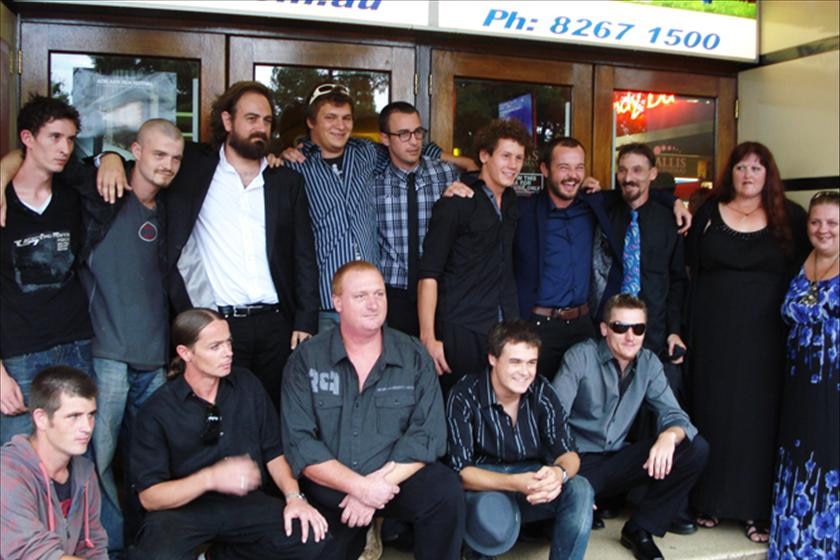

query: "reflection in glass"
xmin=612 ymin=90 xmax=716 ymax=199
xmin=254 ymin=65 xmax=389 ymax=150
xmin=50 ymin=53 xmax=200 ymax=158
xmin=453 ymin=79 xmax=572 ymax=194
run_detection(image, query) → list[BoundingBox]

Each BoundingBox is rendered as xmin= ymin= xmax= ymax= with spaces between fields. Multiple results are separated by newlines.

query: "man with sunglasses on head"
xmin=129 ymin=308 xmax=327 ymax=560
xmin=552 ymin=294 xmax=708 ymax=560
xmin=281 ymin=85 xmax=472 ymax=334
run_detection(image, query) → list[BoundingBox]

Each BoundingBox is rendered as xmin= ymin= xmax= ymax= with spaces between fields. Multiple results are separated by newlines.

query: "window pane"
xmin=453 ymin=78 xmax=572 ymax=195
xmin=50 ymin=53 xmax=200 ymax=158
xmin=613 ymin=90 xmax=716 ymax=199
xmin=254 ymin=65 xmax=389 ymax=151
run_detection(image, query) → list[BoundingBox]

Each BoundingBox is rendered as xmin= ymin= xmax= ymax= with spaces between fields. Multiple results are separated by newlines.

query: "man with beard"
xmin=144 ymin=81 xmax=318 ymax=406
xmin=514 ymin=138 xmax=690 ymax=380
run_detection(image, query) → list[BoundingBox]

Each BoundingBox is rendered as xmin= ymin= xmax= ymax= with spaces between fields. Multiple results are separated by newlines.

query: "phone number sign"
xmin=437 ymin=0 xmax=758 ymax=62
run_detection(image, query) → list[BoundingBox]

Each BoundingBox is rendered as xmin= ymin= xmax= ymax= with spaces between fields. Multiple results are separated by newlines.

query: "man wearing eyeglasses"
xmin=552 ymin=294 xmax=707 ymax=560
xmin=374 ymin=102 xmax=462 ymax=336
xmin=281 ymin=85 xmax=472 ymax=334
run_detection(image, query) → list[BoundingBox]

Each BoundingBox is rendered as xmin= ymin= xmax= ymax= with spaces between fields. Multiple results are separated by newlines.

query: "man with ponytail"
xmin=129 ymin=308 xmax=327 ymax=560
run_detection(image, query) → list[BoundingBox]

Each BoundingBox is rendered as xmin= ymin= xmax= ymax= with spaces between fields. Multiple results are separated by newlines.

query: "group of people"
xmin=0 ymin=78 xmax=836 ymax=560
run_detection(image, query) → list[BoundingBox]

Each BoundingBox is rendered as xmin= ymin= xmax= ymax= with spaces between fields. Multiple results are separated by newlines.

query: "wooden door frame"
xmin=20 ymin=21 xmax=225 ymax=143
xmin=430 ymin=50 xmax=593 ymax=168
xmin=593 ymin=65 xmax=736 ymax=187
xmin=229 ymin=36 xmax=416 ymax=104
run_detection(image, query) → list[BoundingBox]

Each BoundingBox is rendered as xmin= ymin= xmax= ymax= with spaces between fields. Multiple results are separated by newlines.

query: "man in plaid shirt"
xmin=374 ymin=102 xmax=462 ymax=336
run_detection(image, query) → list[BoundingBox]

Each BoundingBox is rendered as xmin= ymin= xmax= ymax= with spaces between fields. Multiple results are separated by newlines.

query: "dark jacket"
xmin=514 ymin=189 xmax=623 ymax=321
xmin=165 ymin=142 xmax=319 ymax=334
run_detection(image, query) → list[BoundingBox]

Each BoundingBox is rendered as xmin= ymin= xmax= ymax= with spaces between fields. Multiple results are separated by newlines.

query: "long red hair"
xmin=711 ymin=141 xmax=793 ymax=256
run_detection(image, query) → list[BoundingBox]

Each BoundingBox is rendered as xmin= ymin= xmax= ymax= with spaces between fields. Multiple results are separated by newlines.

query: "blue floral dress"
xmin=769 ymin=268 xmax=839 ymax=559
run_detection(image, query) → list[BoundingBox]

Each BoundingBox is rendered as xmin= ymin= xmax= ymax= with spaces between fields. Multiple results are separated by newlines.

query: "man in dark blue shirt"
xmin=515 ymin=137 xmax=621 ymax=380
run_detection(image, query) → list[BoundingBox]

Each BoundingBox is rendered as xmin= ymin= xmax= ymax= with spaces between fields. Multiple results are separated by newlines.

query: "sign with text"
xmin=20 ymin=0 xmax=758 ymax=61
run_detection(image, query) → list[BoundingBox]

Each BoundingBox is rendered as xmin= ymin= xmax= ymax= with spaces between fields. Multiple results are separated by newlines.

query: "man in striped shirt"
xmin=446 ymin=320 xmax=593 ymax=559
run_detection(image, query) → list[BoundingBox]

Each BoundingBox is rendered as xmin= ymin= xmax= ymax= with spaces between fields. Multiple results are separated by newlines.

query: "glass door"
xmin=21 ymin=22 xmax=225 ymax=148
xmin=593 ymin=66 xmax=736 ymax=200
xmin=229 ymin=37 xmax=415 ymax=150
xmin=430 ymin=50 xmax=592 ymax=195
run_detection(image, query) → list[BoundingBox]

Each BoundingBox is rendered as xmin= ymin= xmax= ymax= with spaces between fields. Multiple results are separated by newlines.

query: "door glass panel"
xmin=612 ymin=90 xmax=716 ymax=200
xmin=50 ymin=53 xmax=200 ymax=158
xmin=453 ymin=78 xmax=572 ymax=195
xmin=254 ymin=65 xmax=389 ymax=150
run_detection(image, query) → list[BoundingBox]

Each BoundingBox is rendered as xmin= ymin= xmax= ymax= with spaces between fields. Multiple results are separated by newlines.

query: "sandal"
xmin=744 ymin=520 xmax=770 ymax=543
xmin=695 ymin=513 xmax=719 ymax=528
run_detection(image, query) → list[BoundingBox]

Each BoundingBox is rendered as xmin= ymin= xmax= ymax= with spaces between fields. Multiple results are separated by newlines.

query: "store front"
xmin=5 ymin=0 xmax=757 ymax=193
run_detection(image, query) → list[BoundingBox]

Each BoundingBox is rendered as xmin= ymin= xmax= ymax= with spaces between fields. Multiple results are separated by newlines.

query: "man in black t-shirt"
xmin=0 ymin=96 xmax=94 ymax=445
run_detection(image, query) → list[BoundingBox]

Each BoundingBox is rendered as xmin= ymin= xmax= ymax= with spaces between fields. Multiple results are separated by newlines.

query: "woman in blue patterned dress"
xmin=769 ymin=190 xmax=839 ymax=559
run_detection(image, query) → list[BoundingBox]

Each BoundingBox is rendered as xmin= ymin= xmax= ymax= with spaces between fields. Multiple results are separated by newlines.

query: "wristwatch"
xmin=556 ymin=465 xmax=569 ymax=483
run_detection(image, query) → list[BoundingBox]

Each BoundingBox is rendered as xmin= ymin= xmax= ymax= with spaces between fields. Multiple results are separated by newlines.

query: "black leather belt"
xmin=217 ymin=303 xmax=281 ymax=318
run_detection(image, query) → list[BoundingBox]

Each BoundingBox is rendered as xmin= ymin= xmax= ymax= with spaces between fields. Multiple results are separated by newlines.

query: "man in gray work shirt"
xmin=553 ymin=294 xmax=708 ymax=560
xmin=281 ymin=260 xmax=465 ymax=560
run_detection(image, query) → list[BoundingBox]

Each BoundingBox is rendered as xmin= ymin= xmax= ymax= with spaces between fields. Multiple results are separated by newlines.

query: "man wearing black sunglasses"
xmin=552 ymin=294 xmax=708 ymax=560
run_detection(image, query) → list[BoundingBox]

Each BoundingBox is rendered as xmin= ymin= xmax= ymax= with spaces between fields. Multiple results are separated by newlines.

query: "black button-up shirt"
xmin=131 ymin=367 xmax=284 ymax=492
xmin=418 ymin=177 xmax=519 ymax=335
xmin=446 ymin=371 xmax=576 ymax=472
xmin=281 ymin=327 xmax=446 ymax=478
xmin=606 ymin=195 xmax=687 ymax=354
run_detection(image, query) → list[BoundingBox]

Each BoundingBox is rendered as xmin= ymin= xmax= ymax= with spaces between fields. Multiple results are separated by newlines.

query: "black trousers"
xmin=579 ymin=435 xmax=708 ymax=536
xmin=227 ymin=309 xmax=292 ymax=407
xmin=385 ymin=286 xmax=419 ymax=337
xmin=302 ymin=462 xmax=465 ymax=560
xmin=438 ymin=321 xmax=489 ymax=396
xmin=130 ymin=491 xmax=325 ymax=560
xmin=528 ymin=314 xmax=596 ymax=380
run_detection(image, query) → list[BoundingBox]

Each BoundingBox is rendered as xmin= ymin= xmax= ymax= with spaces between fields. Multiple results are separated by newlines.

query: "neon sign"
xmin=613 ymin=92 xmax=676 ymax=120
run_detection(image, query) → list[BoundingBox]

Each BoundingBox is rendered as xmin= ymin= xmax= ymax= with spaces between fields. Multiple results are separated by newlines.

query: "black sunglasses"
xmin=608 ymin=321 xmax=646 ymax=336
xmin=201 ymin=404 xmax=223 ymax=445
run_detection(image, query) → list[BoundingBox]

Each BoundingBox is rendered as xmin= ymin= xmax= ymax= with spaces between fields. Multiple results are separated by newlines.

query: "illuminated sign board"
xmin=19 ymin=0 xmax=758 ymax=62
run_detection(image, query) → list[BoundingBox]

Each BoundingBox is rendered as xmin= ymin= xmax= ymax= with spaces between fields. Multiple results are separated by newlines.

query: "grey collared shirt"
xmin=552 ymin=338 xmax=697 ymax=453
xmin=281 ymin=326 xmax=446 ymax=477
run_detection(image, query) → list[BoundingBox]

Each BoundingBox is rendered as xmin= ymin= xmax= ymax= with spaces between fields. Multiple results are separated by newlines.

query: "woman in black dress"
xmin=686 ymin=142 xmax=808 ymax=542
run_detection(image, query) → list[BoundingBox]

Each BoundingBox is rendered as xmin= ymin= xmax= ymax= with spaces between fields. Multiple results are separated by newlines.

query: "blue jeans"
xmin=469 ymin=462 xmax=593 ymax=560
xmin=92 ymin=358 xmax=165 ymax=553
xmin=0 ymin=340 xmax=93 ymax=445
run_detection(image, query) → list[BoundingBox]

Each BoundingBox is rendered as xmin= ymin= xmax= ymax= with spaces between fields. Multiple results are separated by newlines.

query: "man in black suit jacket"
xmin=163 ymin=81 xmax=318 ymax=405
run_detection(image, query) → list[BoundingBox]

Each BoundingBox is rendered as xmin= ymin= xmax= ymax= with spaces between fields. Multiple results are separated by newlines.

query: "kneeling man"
xmin=282 ymin=261 xmax=465 ymax=560
xmin=553 ymin=294 xmax=708 ymax=560
xmin=447 ymin=320 xmax=593 ymax=559
xmin=1 ymin=366 xmax=108 ymax=559
xmin=129 ymin=309 xmax=326 ymax=559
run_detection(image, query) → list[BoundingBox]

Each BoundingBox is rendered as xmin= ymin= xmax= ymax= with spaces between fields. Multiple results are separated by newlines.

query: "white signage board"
xmin=437 ymin=1 xmax=758 ymax=62
xmin=19 ymin=0 xmax=758 ymax=62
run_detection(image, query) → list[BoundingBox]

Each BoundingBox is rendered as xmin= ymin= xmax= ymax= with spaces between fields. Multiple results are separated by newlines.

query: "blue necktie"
xmin=621 ymin=209 xmax=641 ymax=295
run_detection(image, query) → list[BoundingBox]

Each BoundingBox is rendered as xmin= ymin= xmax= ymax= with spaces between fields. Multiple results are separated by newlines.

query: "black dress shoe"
xmin=592 ymin=513 xmax=605 ymax=530
xmin=620 ymin=525 xmax=664 ymax=560
xmin=668 ymin=519 xmax=698 ymax=535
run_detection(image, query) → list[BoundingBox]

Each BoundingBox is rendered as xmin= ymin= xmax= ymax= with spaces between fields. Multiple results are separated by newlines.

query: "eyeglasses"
xmin=308 ymin=83 xmax=352 ymax=106
xmin=811 ymin=190 xmax=839 ymax=203
xmin=608 ymin=321 xmax=646 ymax=336
xmin=201 ymin=404 xmax=223 ymax=445
xmin=384 ymin=127 xmax=427 ymax=143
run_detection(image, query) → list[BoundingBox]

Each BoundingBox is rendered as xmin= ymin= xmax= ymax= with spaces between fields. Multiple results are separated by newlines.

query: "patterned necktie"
xmin=621 ymin=209 xmax=641 ymax=295
xmin=406 ymin=172 xmax=419 ymax=299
